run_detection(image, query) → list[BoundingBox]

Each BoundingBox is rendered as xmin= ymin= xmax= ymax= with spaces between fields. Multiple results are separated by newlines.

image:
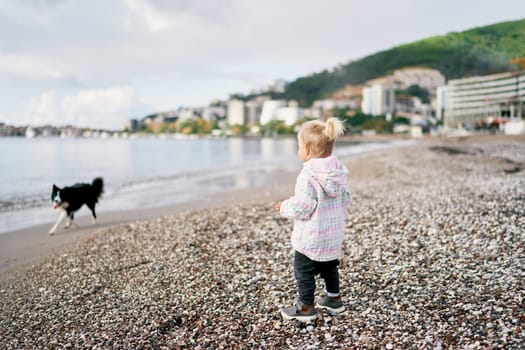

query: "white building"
xmin=227 ymin=99 xmax=245 ymax=126
xmin=436 ymin=86 xmax=447 ymax=121
xmin=266 ymin=79 xmax=287 ymax=93
xmin=202 ymin=106 xmax=226 ymax=121
xmin=178 ymin=108 xmax=198 ymax=121
xmin=251 ymin=79 xmax=287 ymax=95
xmin=25 ymin=126 xmax=36 ymax=138
xmin=361 ymin=85 xmax=395 ymax=115
xmin=260 ymin=100 xmax=287 ymax=125
xmin=313 ymin=99 xmax=360 ymax=110
xmin=276 ymin=106 xmax=303 ymax=126
xmin=245 ymin=96 xmax=270 ymax=126
xmin=303 ymin=107 xmax=323 ymax=119
xmin=443 ymin=71 xmax=525 ymax=129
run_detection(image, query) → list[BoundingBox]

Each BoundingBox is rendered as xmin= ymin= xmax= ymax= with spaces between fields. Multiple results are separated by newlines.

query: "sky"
xmin=0 ymin=0 xmax=524 ymax=130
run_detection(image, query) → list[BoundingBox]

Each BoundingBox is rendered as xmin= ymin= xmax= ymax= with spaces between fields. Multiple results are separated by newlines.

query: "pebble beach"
xmin=1 ymin=136 xmax=524 ymax=349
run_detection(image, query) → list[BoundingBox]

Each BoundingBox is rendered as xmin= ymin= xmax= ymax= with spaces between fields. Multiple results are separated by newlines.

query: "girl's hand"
xmin=275 ymin=202 xmax=281 ymax=213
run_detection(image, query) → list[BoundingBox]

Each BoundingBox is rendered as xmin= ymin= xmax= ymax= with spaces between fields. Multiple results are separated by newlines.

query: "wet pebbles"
xmin=1 ymin=139 xmax=524 ymax=349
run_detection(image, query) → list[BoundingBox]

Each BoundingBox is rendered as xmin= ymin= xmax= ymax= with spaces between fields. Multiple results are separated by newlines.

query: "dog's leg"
xmin=49 ymin=211 xmax=66 ymax=235
xmin=64 ymin=213 xmax=76 ymax=229
xmin=88 ymin=204 xmax=97 ymax=225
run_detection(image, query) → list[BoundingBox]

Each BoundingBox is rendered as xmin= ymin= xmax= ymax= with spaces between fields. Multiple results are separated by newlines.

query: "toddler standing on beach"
xmin=276 ymin=117 xmax=352 ymax=322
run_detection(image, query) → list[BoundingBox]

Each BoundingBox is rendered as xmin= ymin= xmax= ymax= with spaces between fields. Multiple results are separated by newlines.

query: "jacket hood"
xmin=303 ymin=156 xmax=349 ymax=197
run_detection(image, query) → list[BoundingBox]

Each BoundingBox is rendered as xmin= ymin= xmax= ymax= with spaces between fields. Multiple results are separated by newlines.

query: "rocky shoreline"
xmin=1 ymin=137 xmax=524 ymax=349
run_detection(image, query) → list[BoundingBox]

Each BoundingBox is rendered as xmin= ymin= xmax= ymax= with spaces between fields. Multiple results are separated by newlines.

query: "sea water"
xmin=0 ymin=136 xmax=413 ymax=233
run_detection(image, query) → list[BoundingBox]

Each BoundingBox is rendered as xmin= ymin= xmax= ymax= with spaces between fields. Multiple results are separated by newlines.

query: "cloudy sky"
xmin=0 ymin=0 xmax=524 ymax=130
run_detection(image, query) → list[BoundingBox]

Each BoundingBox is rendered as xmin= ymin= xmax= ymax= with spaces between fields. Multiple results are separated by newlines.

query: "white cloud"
xmin=0 ymin=53 xmax=65 ymax=80
xmin=19 ymin=86 xmax=148 ymax=130
xmin=25 ymin=90 xmax=61 ymax=125
xmin=121 ymin=0 xmax=173 ymax=33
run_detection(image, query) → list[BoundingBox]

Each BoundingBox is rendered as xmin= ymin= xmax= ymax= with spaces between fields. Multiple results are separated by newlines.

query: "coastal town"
xmin=2 ymin=67 xmax=524 ymax=139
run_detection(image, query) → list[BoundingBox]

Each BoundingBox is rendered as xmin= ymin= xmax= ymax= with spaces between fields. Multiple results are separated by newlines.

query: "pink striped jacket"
xmin=280 ymin=155 xmax=352 ymax=261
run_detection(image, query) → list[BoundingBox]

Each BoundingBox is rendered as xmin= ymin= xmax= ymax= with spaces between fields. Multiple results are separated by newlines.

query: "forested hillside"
xmin=280 ymin=19 xmax=525 ymax=106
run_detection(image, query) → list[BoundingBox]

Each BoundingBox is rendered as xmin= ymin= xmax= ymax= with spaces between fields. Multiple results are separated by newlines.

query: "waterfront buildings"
xmin=0 ymin=123 xmax=122 ymax=138
xmin=227 ymin=97 xmax=286 ymax=126
xmin=202 ymin=106 xmax=226 ymax=122
xmin=443 ymin=71 xmax=525 ymax=129
xmin=115 ymin=67 xmax=525 ymax=135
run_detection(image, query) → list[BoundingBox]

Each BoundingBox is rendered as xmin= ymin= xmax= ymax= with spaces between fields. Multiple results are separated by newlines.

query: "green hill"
xmin=280 ymin=18 xmax=525 ymax=106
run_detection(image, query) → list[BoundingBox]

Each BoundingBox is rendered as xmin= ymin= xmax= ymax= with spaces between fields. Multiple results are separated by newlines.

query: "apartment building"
xmin=276 ymin=106 xmax=304 ymax=126
xmin=245 ymin=96 xmax=270 ymax=126
xmin=259 ymin=100 xmax=287 ymax=125
xmin=227 ymin=99 xmax=245 ymax=126
xmin=443 ymin=71 xmax=525 ymax=129
xmin=361 ymin=83 xmax=395 ymax=115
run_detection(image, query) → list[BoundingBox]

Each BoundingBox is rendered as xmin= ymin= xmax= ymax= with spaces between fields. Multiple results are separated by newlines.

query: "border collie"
xmin=49 ymin=177 xmax=104 ymax=235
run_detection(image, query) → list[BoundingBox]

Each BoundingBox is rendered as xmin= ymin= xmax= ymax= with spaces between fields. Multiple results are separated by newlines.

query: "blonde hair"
xmin=298 ymin=117 xmax=345 ymax=158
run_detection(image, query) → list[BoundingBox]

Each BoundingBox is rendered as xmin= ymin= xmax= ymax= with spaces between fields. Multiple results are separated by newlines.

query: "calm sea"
xmin=0 ymin=136 xmax=412 ymax=233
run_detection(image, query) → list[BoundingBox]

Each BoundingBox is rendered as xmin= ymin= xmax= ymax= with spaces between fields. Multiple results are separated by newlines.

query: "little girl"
xmin=276 ymin=117 xmax=352 ymax=321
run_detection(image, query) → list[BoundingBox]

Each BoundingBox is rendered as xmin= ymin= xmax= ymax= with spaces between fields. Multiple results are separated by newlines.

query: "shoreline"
xmin=0 ymin=172 xmax=297 ymax=278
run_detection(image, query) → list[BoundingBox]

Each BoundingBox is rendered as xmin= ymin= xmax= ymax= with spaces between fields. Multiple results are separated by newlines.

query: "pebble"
xmin=0 ymin=139 xmax=524 ymax=349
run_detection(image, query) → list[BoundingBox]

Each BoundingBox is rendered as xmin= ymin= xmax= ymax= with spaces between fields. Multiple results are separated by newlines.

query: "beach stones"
xmin=0 ymin=138 xmax=524 ymax=348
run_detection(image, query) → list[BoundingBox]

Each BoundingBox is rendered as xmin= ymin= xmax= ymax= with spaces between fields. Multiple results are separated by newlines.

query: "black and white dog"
xmin=49 ymin=177 xmax=104 ymax=235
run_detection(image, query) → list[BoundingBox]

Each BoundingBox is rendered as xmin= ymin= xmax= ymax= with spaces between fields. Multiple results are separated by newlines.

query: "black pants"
xmin=294 ymin=251 xmax=340 ymax=305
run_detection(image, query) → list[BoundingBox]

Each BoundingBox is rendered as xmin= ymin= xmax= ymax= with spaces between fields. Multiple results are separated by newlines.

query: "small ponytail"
xmin=325 ymin=118 xmax=345 ymax=140
xmin=299 ymin=118 xmax=345 ymax=157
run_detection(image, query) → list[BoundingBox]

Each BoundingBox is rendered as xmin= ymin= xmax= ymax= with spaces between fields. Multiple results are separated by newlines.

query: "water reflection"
xmin=228 ymin=138 xmax=244 ymax=163
xmin=262 ymin=137 xmax=297 ymax=161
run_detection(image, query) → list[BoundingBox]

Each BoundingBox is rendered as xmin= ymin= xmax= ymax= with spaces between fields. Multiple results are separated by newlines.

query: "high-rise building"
xmin=361 ymin=85 xmax=395 ymax=115
xmin=245 ymin=96 xmax=270 ymax=126
xmin=260 ymin=100 xmax=287 ymax=125
xmin=276 ymin=103 xmax=303 ymax=126
xmin=436 ymin=86 xmax=447 ymax=121
xmin=227 ymin=99 xmax=245 ymax=126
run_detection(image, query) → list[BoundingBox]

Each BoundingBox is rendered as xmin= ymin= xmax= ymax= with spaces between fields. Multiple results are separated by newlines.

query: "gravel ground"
xmin=1 ymin=139 xmax=524 ymax=349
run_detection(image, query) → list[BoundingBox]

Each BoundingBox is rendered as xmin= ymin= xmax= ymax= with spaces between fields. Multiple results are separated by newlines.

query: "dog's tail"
xmin=92 ymin=177 xmax=104 ymax=202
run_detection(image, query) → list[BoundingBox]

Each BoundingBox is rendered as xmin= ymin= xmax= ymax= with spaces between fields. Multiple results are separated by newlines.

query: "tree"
xmin=510 ymin=57 xmax=525 ymax=70
xmin=260 ymin=120 xmax=294 ymax=136
xmin=396 ymin=85 xmax=430 ymax=104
